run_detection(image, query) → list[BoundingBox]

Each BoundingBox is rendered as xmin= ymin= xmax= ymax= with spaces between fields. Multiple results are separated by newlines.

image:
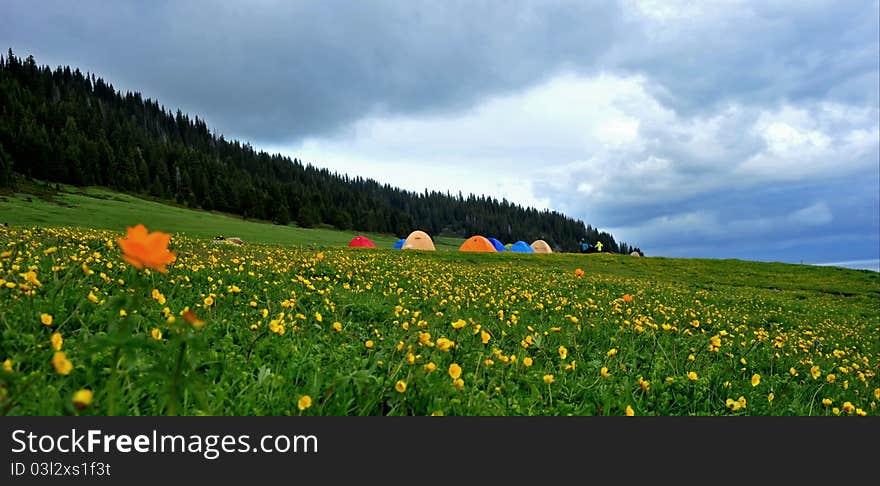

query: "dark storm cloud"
xmin=607 ymin=1 xmax=880 ymax=115
xmin=1 ymin=0 xmax=623 ymax=142
xmin=3 ymin=1 xmax=876 ymax=143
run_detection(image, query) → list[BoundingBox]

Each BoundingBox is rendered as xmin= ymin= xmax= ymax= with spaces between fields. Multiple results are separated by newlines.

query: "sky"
xmin=3 ymin=0 xmax=878 ymax=269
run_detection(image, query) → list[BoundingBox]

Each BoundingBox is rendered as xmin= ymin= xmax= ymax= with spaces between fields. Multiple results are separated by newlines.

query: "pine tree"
xmin=0 ymin=142 xmax=13 ymax=188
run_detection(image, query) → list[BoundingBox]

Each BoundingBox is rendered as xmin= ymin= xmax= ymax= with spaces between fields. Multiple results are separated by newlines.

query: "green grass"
xmin=0 ymin=184 xmax=464 ymax=250
xmin=1 ymin=185 xmax=878 ymax=416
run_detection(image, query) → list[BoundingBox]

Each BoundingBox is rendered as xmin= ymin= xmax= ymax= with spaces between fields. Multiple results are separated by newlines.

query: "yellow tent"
xmin=402 ymin=230 xmax=436 ymax=251
xmin=530 ymin=239 xmax=553 ymax=254
xmin=459 ymin=235 xmax=497 ymax=252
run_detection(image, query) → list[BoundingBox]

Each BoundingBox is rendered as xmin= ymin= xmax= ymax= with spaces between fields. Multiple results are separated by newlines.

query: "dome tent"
xmin=505 ymin=243 xmax=513 ymax=250
xmin=487 ymin=237 xmax=507 ymax=252
xmin=509 ymin=241 xmax=535 ymax=253
xmin=393 ymin=238 xmax=405 ymax=249
xmin=402 ymin=230 xmax=435 ymax=251
xmin=348 ymin=235 xmax=376 ymax=248
xmin=630 ymin=251 xmax=641 ymax=257
xmin=460 ymin=235 xmax=498 ymax=252
xmin=530 ymin=239 xmax=553 ymax=254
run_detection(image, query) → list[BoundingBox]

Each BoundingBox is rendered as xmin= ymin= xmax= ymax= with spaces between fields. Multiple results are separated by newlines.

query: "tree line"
xmin=0 ymin=50 xmax=641 ymax=254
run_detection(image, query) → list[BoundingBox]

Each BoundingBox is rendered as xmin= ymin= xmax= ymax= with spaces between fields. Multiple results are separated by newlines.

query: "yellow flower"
xmin=72 ymin=389 xmax=93 ymax=410
xmin=87 ymin=291 xmax=99 ymax=303
xmin=826 ymin=374 xmax=836 ymax=383
xmin=842 ymin=402 xmax=854 ymax=414
xmin=607 ymin=348 xmax=618 ymax=357
xmin=436 ymin=337 xmax=455 ymax=352
xmin=365 ymin=340 xmax=374 ymax=349
xmin=811 ymin=365 xmax=821 ymax=380
xmin=298 ymin=395 xmax=312 ymax=411
xmin=332 ymin=322 xmax=342 ymax=332
xmin=523 ymin=357 xmax=533 ymax=367
xmin=625 ymin=405 xmax=635 ymax=416
xmin=151 ymin=328 xmax=163 ymax=340
xmin=687 ymin=371 xmax=698 ymax=382
xmin=725 ymin=397 xmax=747 ymax=411
xmin=395 ymin=380 xmax=407 ymax=393
xmin=50 ymin=332 xmax=63 ymax=351
xmin=451 ymin=319 xmax=466 ymax=330
xmin=448 ymin=363 xmax=462 ymax=380
xmin=2 ymin=359 xmax=11 ymax=372
xmin=874 ymin=388 xmax=880 ymax=401
xmin=424 ymin=362 xmax=437 ymax=373
xmin=822 ymin=398 xmax=832 ymax=407
xmin=600 ymin=366 xmax=611 ymax=378
xmin=789 ymin=367 xmax=798 ymax=377
xmin=41 ymin=313 xmax=53 ymax=326
xmin=117 ymin=224 xmax=176 ymax=273
xmin=480 ymin=330 xmax=491 ymax=344
xmin=751 ymin=374 xmax=761 ymax=387
xmin=638 ymin=376 xmax=650 ymax=393
xmin=452 ymin=378 xmax=464 ymax=390
xmin=315 ymin=312 xmax=322 ymax=322
xmin=203 ymin=296 xmax=214 ymax=307
xmin=768 ymin=393 xmax=775 ymax=403
xmin=543 ymin=374 xmax=554 ymax=384
xmin=20 ymin=270 xmax=41 ymax=288
xmin=558 ymin=346 xmax=568 ymax=360
xmin=52 ymin=351 xmax=73 ymax=375
xmin=119 ymin=309 xmax=127 ymax=317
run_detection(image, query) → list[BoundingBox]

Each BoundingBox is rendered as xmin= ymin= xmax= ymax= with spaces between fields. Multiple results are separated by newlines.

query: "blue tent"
xmin=509 ymin=241 xmax=535 ymax=253
xmin=487 ymin=237 xmax=507 ymax=252
xmin=393 ymin=238 xmax=405 ymax=249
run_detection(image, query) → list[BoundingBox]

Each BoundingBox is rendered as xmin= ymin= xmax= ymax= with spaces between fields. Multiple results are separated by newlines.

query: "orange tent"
xmin=459 ymin=235 xmax=497 ymax=252
xmin=530 ymin=239 xmax=553 ymax=254
xmin=348 ymin=235 xmax=376 ymax=248
xmin=402 ymin=230 xmax=436 ymax=251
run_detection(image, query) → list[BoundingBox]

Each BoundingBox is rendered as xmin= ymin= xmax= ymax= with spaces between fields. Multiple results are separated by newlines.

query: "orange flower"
xmin=117 ymin=224 xmax=176 ymax=273
xmin=182 ymin=310 xmax=205 ymax=328
xmin=574 ymin=268 xmax=585 ymax=278
xmin=623 ymin=294 xmax=633 ymax=303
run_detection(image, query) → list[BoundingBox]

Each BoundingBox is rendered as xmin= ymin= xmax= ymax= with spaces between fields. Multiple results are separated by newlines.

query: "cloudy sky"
xmin=3 ymin=0 xmax=878 ymax=268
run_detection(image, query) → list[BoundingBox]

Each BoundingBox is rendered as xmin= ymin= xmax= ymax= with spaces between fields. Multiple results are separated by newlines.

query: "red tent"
xmin=348 ymin=236 xmax=376 ymax=248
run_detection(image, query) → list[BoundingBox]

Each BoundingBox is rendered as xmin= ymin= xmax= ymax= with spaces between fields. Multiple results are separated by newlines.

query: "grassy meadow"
xmin=1 ymin=186 xmax=878 ymax=416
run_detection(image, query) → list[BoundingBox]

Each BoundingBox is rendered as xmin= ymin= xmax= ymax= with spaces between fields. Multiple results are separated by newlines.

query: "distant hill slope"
xmin=0 ymin=183 xmax=465 ymax=249
xmin=0 ymin=49 xmax=637 ymax=254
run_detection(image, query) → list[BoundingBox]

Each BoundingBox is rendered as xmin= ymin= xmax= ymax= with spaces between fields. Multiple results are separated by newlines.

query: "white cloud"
xmin=789 ymin=202 xmax=833 ymax=225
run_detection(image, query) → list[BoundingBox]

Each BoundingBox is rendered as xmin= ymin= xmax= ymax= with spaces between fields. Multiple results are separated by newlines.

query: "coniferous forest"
xmin=0 ymin=50 xmax=639 ymax=253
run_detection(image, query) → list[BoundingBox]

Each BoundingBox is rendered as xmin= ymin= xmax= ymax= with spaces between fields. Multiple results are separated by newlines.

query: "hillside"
xmin=0 ymin=50 xmax=636 ymax=254
xmin=0 ymin=183 xmax=465 ymax=249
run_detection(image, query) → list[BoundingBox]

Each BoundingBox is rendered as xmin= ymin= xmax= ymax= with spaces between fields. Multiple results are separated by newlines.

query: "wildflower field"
xmin=1 ymin=224 xmax=878 ymax=416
